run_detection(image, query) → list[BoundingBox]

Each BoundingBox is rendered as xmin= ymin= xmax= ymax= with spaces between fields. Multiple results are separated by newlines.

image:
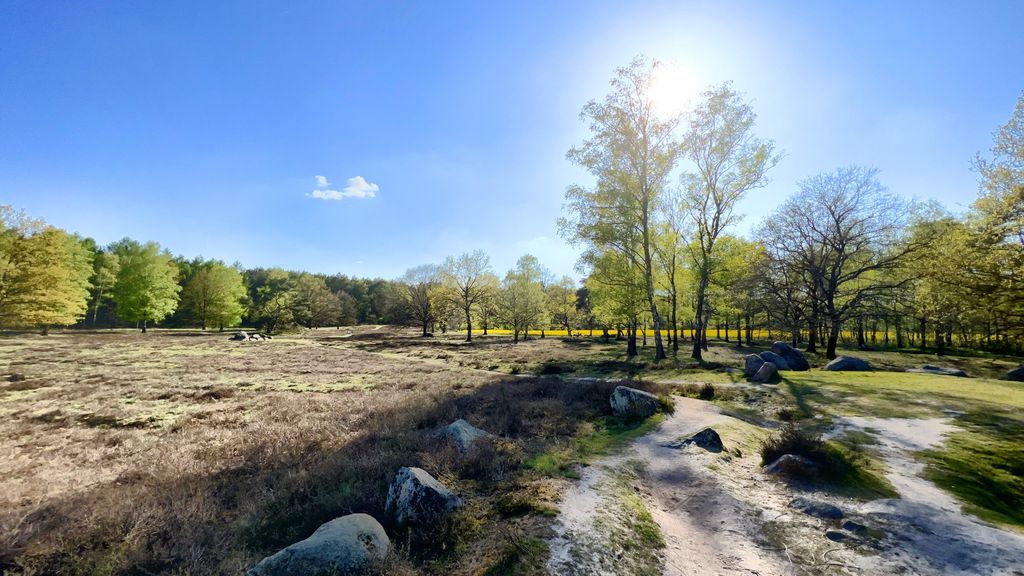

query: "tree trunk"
xmin=626 ymin=322 xmax=638 ymax=357
xmin=826 ymin=317 xmax=840 ymax=359
xmin=465 ymin=306 xmax=472 ymax=342
xmin=141 ymin=319 xmax=148 ymax=333
xmin=691 ymin=274 xmax=709 ymax=360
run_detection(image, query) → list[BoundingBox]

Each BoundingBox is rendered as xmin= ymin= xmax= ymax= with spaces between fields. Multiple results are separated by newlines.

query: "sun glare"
xmin=649 ymin=62 xmax=698 ymax=117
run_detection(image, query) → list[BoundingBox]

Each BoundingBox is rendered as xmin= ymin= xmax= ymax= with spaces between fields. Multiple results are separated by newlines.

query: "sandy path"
xmin=548 ymin=397 xmax=790 ymax=576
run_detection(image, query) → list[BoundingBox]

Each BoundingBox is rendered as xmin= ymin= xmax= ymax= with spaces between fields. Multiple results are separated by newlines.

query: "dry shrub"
xmin=759 ymin=423 xmax=826 ymax=466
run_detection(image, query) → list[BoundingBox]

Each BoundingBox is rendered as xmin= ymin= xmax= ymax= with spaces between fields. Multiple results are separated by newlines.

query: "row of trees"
xmin=560 ymin=56 xmax=1024 ymax=359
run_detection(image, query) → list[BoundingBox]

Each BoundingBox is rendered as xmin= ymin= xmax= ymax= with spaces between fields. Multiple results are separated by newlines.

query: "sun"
xmin=648 ymin=62 xmax=698 ymax=118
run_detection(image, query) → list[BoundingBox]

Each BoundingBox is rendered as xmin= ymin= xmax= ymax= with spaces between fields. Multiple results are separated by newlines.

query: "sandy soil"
xmin=550 ymin=399 xmax=1024 ymax=576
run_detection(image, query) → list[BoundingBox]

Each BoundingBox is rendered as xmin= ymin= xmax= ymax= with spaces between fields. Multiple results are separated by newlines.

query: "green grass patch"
xmin=922 ymin=411 xmax=1024 ymax=527
xmin=484 ymin=533 xmax=550 ymax=576
xmin=526 ymin=414 xmax=664 ymax=477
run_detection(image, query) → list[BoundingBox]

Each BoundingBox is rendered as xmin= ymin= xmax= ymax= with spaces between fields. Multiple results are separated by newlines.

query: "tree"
xmin=0 ymin=206 xmax=93 ymax=330
xmin=562 ymin=56 xmax=682 ymax=360
xmin=497 ymin=255 xmax=548 ymax=343
xmin=401 ymin=264 xmax=440 ymax=336
xmin=88 ymin=250 xmax=120 ymax=327
xmin=683 ymin=83 xmax=778 ymax=360
xmin=111 ymin=239 xmax=181 ymax=331
xmin=441 ymin=250 xmax=493 ymax=342
xmin=547 ymin=276 xmax=579 ymax=337
xmin=759 ymin=167 xmax=918 ymax=359
xmin=180 ymin=262 xmax=247 ymax=330
xmin=292 ymin=274 xmax=342 ymax=328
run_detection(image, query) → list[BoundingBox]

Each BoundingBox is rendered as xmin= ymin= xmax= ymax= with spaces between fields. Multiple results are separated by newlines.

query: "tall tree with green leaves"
xmin=562 ymin=56 xmax=682 ymax=361
xmin=180 ymin=261 xmax=247 ymax=330
xmin=498 ymin=254 xmax=548 ymax=343
xmin=441 ymin=250 xmax=493 ymax=342
xmin=683 ymin=83 xmax=778 ymax=360
xmin=110 ymin=239 xmax=181 ymax=332
xmin=88 ymin=250 xmax=120 ymax=327
xmin=0 ymin=206 xmax=93 ymax=330
xmin=401 ymin=264 xmax=440 ymax=336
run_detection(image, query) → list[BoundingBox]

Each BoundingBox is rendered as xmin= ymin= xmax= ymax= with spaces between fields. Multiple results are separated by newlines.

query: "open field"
xmin=1 ymin=327 xmax=1023 ymax=575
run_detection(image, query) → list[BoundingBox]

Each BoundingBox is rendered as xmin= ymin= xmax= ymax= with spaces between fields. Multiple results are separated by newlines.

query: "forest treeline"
xmin=1 ymin=57 xmax=1021 ymax=357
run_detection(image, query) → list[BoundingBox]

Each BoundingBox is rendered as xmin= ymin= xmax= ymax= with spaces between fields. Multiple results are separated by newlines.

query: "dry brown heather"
xmin=0 ymin=327 xmax=664 ymax=575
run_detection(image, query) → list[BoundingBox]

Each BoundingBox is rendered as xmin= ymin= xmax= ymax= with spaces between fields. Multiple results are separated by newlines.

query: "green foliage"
xmin=180 ymin=262 xmax=247 ymax=330
xmin=110 ymin=239 xmax=180 ymax=328
xmin=0 ymin=206 xmax=93 ymax=328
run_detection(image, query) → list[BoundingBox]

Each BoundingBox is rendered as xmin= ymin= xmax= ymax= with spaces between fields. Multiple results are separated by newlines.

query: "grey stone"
xmin=231 ymin=331 xmax=249 ymax=341
xmin=1003 ymin=364 xmax=1024 ymax=382
xmin=759 ymin=351 xmax=791 ymax=370
xmin=842 ymin=520 xmax=867 ymax=533
xmin=771 ymin=341 xmax=810 ymax=371
xmin=762 ymin=454 xmax=818 ymax=476
xmin=823 ymin=356 xmax=871 ymax=371
xmin=385 ymin=467 xmax=462 ymax=527
xmin=441 ymin=419 xmax=491 ymax=454
xmin=665 ymin=427 xmax=724 ymax=452
xmin=908 ymin=365 xmax=968 ymax=377
xmin=825 ymin=529 xmax=850 ymax=542
xmin=790 ymin=496 xmax=844 ymax=519
xmin=610 ymin=385 xmax=659 ymax=419
xmin=247 ymin=513 xmax=389 ymax=576
xmin=751 ymin=361 xmax=779 ymax=383
xmin=743 ymin=354 xmax=765 ymax=377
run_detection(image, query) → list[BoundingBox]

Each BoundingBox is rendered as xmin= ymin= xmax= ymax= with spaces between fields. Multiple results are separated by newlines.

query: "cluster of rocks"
xmin=249 ymin=419 xmax=489 ymax=575
xmin=231 ymin=331 xmax=273 ymax=342
xmin=786 ymin=496 xmax=872 ymax=545
xmin=743 ymin=341 xmax=810 ymax=383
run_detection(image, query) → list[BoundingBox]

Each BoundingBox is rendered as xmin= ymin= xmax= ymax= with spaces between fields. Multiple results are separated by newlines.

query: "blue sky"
xmin=2 ymin=1 xmax=1022 ymax=279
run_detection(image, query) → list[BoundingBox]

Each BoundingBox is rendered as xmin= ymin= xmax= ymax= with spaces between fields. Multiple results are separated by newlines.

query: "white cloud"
xmin=306 ymin=175 xmax=379 ymax=201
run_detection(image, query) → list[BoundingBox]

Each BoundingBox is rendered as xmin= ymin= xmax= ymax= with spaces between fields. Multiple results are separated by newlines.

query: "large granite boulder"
xmin=759 ymin=351 xmax=791 ymax=371
xmin=1004 ymin=364 xmax=1024 ymax=382
xmin=248 ymin=513 xmax=389 ymax=576
xmin=385 ymin=467 xmax=462 ymax=527
xmin=751 ymin=361 xmax=779 ymax=383
xmin=823 ymin=356 xmax=871 ymax=371
xmin=610 ymin=385 xmax=659 ymax=419
xmin=440 ymin=419 xmax=491 ymax=454
xmin=743 ymin=354 xmax=765 ymax=378
xmin=908 ymin=365 xmax=968 ymax=378
xmin=771 ymin=341 xmax=810 ymax=371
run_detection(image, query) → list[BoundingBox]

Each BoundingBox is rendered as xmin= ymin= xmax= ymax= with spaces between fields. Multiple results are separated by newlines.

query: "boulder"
xmin=231 ymin=331 xmax=249 ymax=341
xmin=751 ymin=362 xmax=778 ymax=383
xmin=743 ymin=354 xmax=765 ymax=377
xmin=1004 ymin=364 xmax=1024 ymax=382
xmin=841 ymin=520 xmax=867 ymax=533
xmin=907 ymin=365 xmax=968 ymax=378
xmin=385 ymin=467 xmax=462 ymax=527
xmin=823 ymin=356 xmax=871 ymax=371
xmin=771 ymin=341 xmax=810 ymax=371
xmin=762 ymin=454 xmax=818 ymax=476
xmin=610 ymin=385 xmax=659 ymax=419
xmin=676 ymin=428 xmax=724 ymax=452
xmin=441 ymin=419 xmax=491 ymax=454
xmin=247 ymin=513 xmax=389 ymax=576
xmin=790 ymin=496 xmax=844 ymax=519
xmin=825 ymin=530 xmax=850 ymax=542
xmin=758 ymin=351 xmax=791 ymax=371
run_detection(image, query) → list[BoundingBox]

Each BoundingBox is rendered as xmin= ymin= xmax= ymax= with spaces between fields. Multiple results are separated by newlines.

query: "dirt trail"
xmin=548 ymin=397 xmax=791 ymax=576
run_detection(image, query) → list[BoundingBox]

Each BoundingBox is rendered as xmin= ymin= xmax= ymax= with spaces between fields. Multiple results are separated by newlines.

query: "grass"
xmin=526 ymin=414 xmax=666 ymax=478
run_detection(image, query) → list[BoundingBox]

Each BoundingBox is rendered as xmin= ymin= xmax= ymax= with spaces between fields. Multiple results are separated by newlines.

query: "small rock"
xmin=385 ymin=467 xmax=462 ymax=527
xmin=231 ymin=331 xmax=249 ymax=341
xmin=842 ymin=520 xmax=867 ymax=533
xmin=665 ymin=427 xmax=724 ymax=452
xmin=1003 ymin=364 xmax=1024 ymax=382
xmin=743 ymin=354 xmax=765 ymax=377
xmin=763 ymin=454 xmax=818 ymax=476
xmin=610 ymin=385 xmax=659 ymax=419
xmin=907 ymin=365 xmax=968 ymax=377
xmin=790 ymin=496 xmax=844 ymax=519
xmin=751 ymin=362 xmax=779 ymax=383
xmin=247 ymin=513 xmax=389 ymax=576
xmin=823 ymin=356 xmax=871 ymax=371
xmin=825 ymin=529 xmax=849 ymax=542
xmin=770 ymin=341 xmax=810 ymax=371
xmin=759 ymin=351 xmax=791 ymax=371
xmin=440 ymin=419 xmax=491 ymax=454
